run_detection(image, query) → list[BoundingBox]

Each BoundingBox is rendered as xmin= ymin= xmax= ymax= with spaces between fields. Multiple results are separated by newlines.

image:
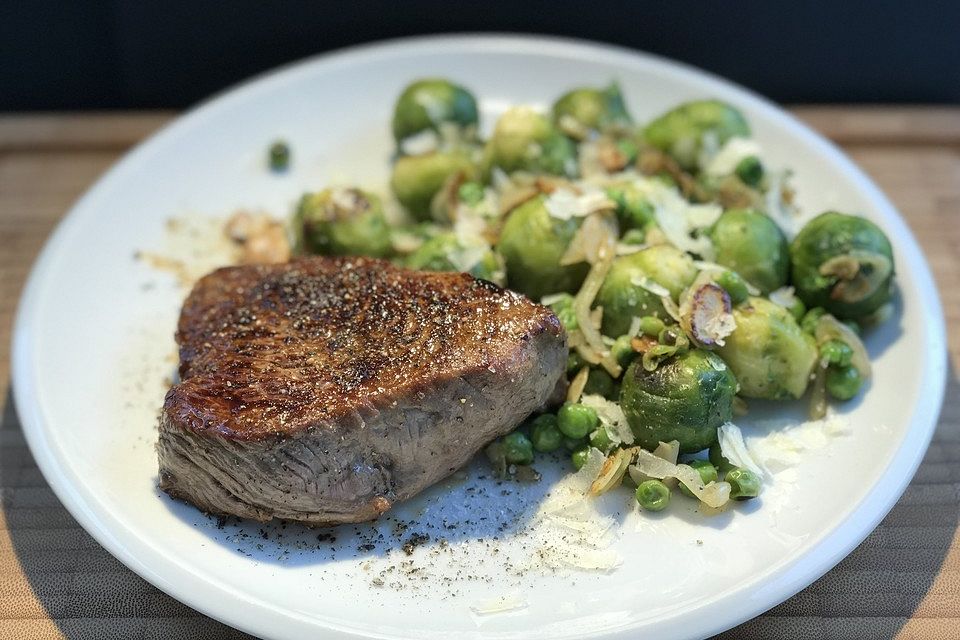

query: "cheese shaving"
xmin=704 ymin=137 xmax=763 ymax=177
xmin=630 ymin=274 xmax=671 ymax=298
xmin=717 ymin=422 xmax=765 ymax=477
xmin=580 ymin=394 xmax=634 ymax=445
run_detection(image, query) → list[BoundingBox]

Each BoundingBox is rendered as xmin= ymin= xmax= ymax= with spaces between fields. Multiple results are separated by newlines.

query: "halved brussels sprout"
xmin=391 ymin=78 xmax=479 ymax=144
xmin=708 ymin=208 xmax=789 ymax=294
xmin=790 ymin=211 xmax=895 ymax=319
xmin=620 ymin=349 xmax=737 ymax=453
xmin=482 ymin=107 xmax=577 ymax=177
xmin=595 ymin=245 xmax=698 ymax=337
xmin=292 ymin=187 xmax=392 ymax=257
xmin=552 ymin=83 xmax=632 ymax=137
xmin=405 ymin=231 xmax=504 ymax=284
xmin=716 ymin=296 xmax=818 ymax=399
xmin=643 ymin=100 xmax=750 ymax=170
xmin=389 ymin=150 xmax=477 ymax=221
xmin=605 ymin=181 xmax=656 ymax=233
xmin=496 ymin=194 xmax=589 ymax=300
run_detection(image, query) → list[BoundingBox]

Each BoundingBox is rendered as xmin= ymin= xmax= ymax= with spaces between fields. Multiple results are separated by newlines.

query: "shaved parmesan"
xmin=580 ymin=394 xmax=634 ymax=445
xmin=544 ymin=187 xmax=615 ymax=221
xmin=717 ymin=422 xmax=765 ymax=477
xmin=768 ymin=286 xmax=800 ymax=310
xmin=630 ymin=274 xmax=671 ymax=298
xmin=630 ymin=448 xmax=731 ymax=508
xmin=704 ymin=137 xmax=762 ymax=177
xmin=470 ymin=595 xmax=529 ymax=615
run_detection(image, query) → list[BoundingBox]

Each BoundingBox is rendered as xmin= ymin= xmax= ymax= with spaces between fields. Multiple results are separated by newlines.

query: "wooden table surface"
xmin=0 ymin=108 xmax=958 ymax=639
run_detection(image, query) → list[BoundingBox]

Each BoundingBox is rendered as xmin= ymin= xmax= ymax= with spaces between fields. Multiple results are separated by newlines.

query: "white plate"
xmin=12 ymin=35 xmax=947 ymax=640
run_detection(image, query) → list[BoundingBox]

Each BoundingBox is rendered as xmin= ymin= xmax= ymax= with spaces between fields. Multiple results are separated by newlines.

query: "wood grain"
xmin=0 ymin=109 xmax=958 ymax=640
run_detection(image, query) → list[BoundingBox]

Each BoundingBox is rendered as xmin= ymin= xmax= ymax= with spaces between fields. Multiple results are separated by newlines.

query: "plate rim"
xmin=10 ymin=32 xmax=949 ymax=640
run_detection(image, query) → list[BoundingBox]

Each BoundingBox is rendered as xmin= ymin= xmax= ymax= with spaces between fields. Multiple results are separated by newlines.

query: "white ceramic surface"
xmin=11 ymin=35 xmax=947 ymax=640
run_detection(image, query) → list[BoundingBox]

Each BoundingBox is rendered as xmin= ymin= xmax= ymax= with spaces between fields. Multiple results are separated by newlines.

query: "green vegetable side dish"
xmin=483 ymin=107 xmax=577 ymax=177
xmin=595 ymin=245 xmax=697 ymax=337
xmin=716 ymin=297 xmax=818 ymax=400
xmin=620 ymin=349 xmax=737 ymax=453
xmin=392 ymin=79 xmax=479 ymax=144
xmin=635 ymin=479 xmax=671 ymax=511
xmin=390 ymin=151 xmax=477 ymax=220
xmin=790 ymin=211 xmax=895 ymax=320
xmin=643 ymin=99 xmax=750 ymax=169
xmin=292 ymin=188 xmax=392 ymax=258
xmin=709 ymin=209 xmax=790 ymax=294
xmin=404 ymin=232 xmax=504 ymax=284
xmin=497 ymin=195 xmax=589 ymax=300
xmin=552 ymin=83 xmax=632 ymax=136
xmin=281 ymin=76 xmax=899 ymax=517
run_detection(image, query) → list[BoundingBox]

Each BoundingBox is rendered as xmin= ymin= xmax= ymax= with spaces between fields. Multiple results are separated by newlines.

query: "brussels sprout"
xmin=605 ymin=182 xmax=655 ymax=232
xmin=620 ymin=349 xmax=737 ymax=453
xmin=716 ymin=297 xmax=818 ymax=399
xmin=389 ymin=150 xmax=477 ymax=221
xmin=708 ymin=209 xmax=789 ymax=294
xmin=595 ymin=245 xmax=698 ymax=337
xmin=293 ymin=187 xmax=392 ymax=257
xmin=497 ymin=194 xmax=589 ymax=299
xmin=405 ymin=232 xmax=504 ymax=284
xmin=552 ymin=83 xmax=632 ymax=137
xmin=583 ymin=367 xmax=618 ymax=399
xmin=790 ymin=211 xmax=895 ymax=319
xmin=392 ymin=78 xmax=479 ymax=144
xmin=643 ymin=100 xmax=750 ymax=170
xmin=483 ymin=107 xmax=577 ymax=177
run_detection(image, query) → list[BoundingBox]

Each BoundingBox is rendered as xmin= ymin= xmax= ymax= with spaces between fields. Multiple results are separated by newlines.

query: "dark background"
xmin=3 ymin=0 xmax=959 ymax=111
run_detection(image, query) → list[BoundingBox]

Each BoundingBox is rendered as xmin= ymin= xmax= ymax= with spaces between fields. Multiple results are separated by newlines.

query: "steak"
xmin=157 ymin=256 xmax=566 ymax=524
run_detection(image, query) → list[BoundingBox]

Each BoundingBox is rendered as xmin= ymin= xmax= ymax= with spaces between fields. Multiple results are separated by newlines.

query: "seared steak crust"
xmin=158 ymin=257 xmax=566 ymax=524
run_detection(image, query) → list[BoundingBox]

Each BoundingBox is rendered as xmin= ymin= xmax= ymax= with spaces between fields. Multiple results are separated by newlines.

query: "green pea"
xmin=502 ymin=431 xmax=534 ymax=465
xmin=530 ymin=415 xmax=564 ymax=453
xmin=635 ymin=479 xmax=671 ymax=512
xmin=708 ymin=442 xmax=734 ymax=473
xmin=726 ymin=467 xmax=762 ymax=500
xmin=268 ymin=140 xmax=291 ymax=172
xmin=820 ymin=339 xmax=853 ymax=367
xmin=611 ymin=335 xmax=636 ymax=369
xmin=589 ymin=425 xmax=614 ymax=453
xmin=583 ymin=368 xmax=616 ymax=399
xmin=679 ymin=460 xmax=719 ymax=498
xmin=734 ymin=155 xmax=764 ymax=187
xmin=571 ymin=445 xmax=591 ymax=470
xmin=800 ymin=307 xmax=827 ymax=334
xmin=715 ymin=270 xmax=750 ymax=305
xmin=566 ymin=351 xmax=586 ymax=375
xmin=457 ymin=181 xmax=485 ymax=206
xmin=564 ymin=436 xmax=587 ymax=451
xmin=558 ymin=402 xmax=600 ymax=439
xmin=826 ymin=365 xmax=862 ymax=401
xmin=621 ymin=228 xmax=646 ymax=245
xmin=638 ymin=316 xmax=666 ymax=337
xmin=787 ymin=298 xmax=807 ymax=322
